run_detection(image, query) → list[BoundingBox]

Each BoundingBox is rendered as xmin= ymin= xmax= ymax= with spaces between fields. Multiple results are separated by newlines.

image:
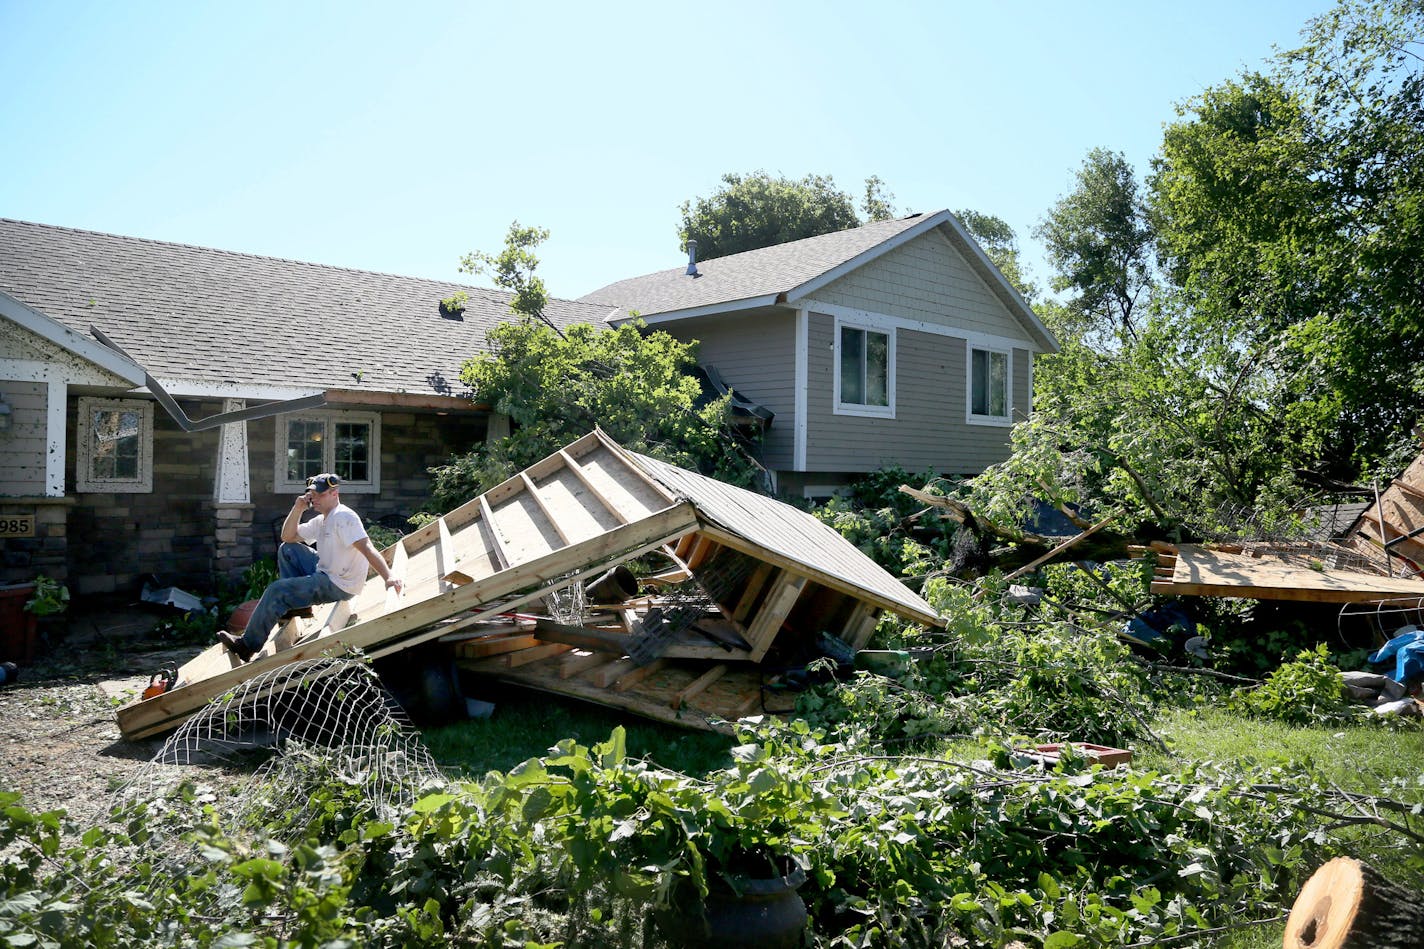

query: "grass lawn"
xmin=419 ymin=682 xmax=1421 ymax=949
xmin=420 ymin=683 xmax=735 ymax=779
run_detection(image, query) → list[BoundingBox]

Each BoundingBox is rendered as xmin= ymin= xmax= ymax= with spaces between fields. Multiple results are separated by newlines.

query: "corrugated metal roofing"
xmin=630 ymin=449 xmax=940 ymax=625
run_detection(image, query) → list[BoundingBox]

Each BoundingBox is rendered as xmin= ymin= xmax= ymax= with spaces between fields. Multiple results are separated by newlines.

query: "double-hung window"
xmin=273 ymin=410 xmax=380 ymax=494
xmin=835 ymin=320 xmax=894 ymax=417
xmin=967 ymin=345 xmax=1011 ymax=424
xmin=76 ymin=397 xmax=154 ymax=492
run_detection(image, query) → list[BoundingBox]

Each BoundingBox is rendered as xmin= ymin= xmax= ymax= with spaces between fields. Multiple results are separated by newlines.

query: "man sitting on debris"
xmin=218 ymin=473 xmax=403 ymax=662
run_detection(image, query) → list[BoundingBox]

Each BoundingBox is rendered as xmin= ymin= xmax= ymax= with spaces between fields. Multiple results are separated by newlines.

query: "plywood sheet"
xmin=1152 ymin=543 xmax=1424 ymax=603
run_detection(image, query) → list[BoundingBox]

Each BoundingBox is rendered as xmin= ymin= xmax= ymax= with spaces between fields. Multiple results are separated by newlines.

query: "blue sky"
xmin=1 ymin=1 xmax=1334 ymax=300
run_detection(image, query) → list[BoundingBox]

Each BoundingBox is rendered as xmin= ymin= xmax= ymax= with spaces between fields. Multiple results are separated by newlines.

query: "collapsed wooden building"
xmin=117 ymin=430 xmax=941 ymax=740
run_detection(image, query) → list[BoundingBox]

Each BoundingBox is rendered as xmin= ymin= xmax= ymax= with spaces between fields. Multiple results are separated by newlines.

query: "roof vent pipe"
xmin=685 ymin=239 xmax=700 ymax=277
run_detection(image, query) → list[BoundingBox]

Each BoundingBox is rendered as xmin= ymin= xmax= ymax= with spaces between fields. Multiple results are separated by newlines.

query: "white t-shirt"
xmin=297 ymin=504 xmax=371 ymax=596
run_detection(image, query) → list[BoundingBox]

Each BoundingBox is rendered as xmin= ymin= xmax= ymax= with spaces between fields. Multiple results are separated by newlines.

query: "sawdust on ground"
xmin=0 ymin=601 xmax=214 ymax=827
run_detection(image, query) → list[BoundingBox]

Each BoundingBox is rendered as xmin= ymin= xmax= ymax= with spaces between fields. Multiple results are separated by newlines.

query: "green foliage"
xmin=677 ymin=171 xmax=865 ymax=260
xmin=809 ymin=465 xmax=963 ymax=581
xmin=798 ymin=587 xmax=1158 ymax=751
xmin=957 ymin=208 xmax=1040 ymax=301
xmin=426 ymin=318 xmax=761 ymax=508
xmin=1228 ymin=644 xmax=1356 ymax=726
xmin=458 ymin=220 xmax=550 ymax=321
xmin=241 ymin=556 xmax=278 ymax=602
xmin=23 ymin=576 xmax=69 ymax=616
xmin=860 ymin=175 xmax=896 ymax=222
xmin=975 ymin=1 xmax=1424 ymax=539
xmin=1035 ymin=147 xmax=1153 ymax=343
xmin=3 ymin=693 xmax=1421 ymax=949
xmin=1148 ymin=0 xmax=1424 ymax=479
xmin=366 ymin=523 xmax=402 ymax=551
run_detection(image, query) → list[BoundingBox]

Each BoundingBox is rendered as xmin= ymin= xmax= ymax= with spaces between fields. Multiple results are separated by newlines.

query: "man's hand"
xmin=384 ymin=577 xmax=404 ymax=595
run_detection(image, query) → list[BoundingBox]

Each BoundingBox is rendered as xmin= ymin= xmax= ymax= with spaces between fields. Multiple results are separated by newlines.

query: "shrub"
xmin=1228 ymin=644 xmax=1356 ymax=726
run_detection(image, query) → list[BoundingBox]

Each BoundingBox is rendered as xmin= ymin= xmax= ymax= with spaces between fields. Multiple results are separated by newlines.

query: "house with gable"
xmin=0 ymin=210 xmax=1054 ymax=601
xmin=580 ymin=210 xmax=1058 ymax=499
xmin=0 ymin=219 xmax=608 ymax=595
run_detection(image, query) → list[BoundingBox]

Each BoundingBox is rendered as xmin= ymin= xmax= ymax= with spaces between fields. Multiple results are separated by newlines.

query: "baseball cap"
xmin=306 ymin=473 xmax=341 ymax=493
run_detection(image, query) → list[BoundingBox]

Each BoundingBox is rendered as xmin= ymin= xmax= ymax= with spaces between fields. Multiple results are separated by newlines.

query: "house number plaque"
xmin=0 ymin=513 xmax=36 ymax=538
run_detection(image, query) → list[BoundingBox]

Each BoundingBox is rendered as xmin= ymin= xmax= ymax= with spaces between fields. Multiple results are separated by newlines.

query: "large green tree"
xmin=1150 ymin=0 xmax=1424 ymax=478
xmin=955 ymin=208 xmax=1039 ymax=302
xmin=1034 ymin=148 xmax=1154 ymax=345
xmin=970 ymin=0 xmax=1424 ymax=540
xmin=677 ymin=171 xmax=876 ymax=260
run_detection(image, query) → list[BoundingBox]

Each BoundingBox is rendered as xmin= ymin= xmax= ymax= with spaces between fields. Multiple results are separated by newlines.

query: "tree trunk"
xmin=1284 ymin=857 xmax=1424 ymax=949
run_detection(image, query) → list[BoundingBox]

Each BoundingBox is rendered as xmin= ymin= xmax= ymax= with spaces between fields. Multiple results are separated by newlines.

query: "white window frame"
xmin=802 ymin=484 xmax=847 ymax=504
xmin=966 ymin=343 xmax=1013 ymax=427
xmin=273 ymin=409 xmax=381 ymax=494
xmin=76 ymin=397 xmax=155 ymax=493
xmin=833 ymin=317 xmax=895 ymax=419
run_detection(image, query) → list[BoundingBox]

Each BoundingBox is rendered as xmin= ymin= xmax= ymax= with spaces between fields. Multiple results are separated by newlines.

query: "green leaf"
xmin=1044 ymin=933 xmax=1084 ymax=949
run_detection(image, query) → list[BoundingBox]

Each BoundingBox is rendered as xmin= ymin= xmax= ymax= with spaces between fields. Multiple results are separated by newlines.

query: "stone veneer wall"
xmin=65 ymin=398 xmax=223 ymax=596
xmin=0 ymin=497 xmax=72 ymax=586
xmin=213 ymin=503 xmax=255 ymax=582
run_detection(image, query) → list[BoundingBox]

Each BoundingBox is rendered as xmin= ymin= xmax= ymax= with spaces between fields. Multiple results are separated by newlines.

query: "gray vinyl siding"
xmin=814 ymin=228 xmax=1034 ymax=344
xmin=0 ymin=381 xmax=47 ymax=495
xmin=805 ymin=318 xmax=1015 ymax=476
xmin=656 ymin=308 xmax=798 ymax=470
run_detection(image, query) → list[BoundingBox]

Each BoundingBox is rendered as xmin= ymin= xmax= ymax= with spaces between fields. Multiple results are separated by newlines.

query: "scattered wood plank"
xmin=611 ymin=658 xmax=667 ymax=692
xmin=586 ymin=658 xmax=640 ymax=689
xmin=558 ymin=649 xmax=609 ymax=679
xmin=507 ymin=642 xmax=572 ymax=668
xmin=845 ymin=602 xmax=880 ymax=650
xmin=1151 ymin=544 xmax=1424 ymax=603
xmin=746 ymin=573 xmax=807 ymax=662
xmin=671 ymin=664 xmax=727 ymax=709
xmin=1002 ymin=517 xmax=1113 ymax=582
xmin=452 ymin=634 xmax=541 ymax=660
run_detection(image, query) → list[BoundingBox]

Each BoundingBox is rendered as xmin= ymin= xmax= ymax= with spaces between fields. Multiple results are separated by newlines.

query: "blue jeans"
xmin=241 ymin=542 xmax=353 ymax=653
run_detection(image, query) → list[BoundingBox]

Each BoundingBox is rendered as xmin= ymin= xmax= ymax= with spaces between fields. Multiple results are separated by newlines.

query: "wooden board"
xmin=459 ymin=653 xmax=794 ymax=734
xmin=1151 ymin=544 xmax=1424 ymax=603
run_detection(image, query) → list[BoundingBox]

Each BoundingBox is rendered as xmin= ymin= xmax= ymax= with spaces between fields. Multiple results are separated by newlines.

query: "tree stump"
xmin=1284 ymin=857 xmax=1424 ymax=949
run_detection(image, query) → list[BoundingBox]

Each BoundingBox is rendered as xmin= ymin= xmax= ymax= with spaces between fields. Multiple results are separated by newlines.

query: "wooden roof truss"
xmin=118 ymin=430 xmax=939 ymax=739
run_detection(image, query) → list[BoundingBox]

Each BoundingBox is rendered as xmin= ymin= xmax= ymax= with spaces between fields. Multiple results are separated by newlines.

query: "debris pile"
xmin=118 ymin=430 xmax=940 ymax=739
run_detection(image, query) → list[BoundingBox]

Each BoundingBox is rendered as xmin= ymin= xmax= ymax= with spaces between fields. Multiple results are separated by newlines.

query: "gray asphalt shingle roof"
xmin=579 ymin=214 xmax=930 ymax=320
xmin=0 ymin=218 xmax=610 ymax=398
xmin=579 ymin=210 xmax=1057 ymax=353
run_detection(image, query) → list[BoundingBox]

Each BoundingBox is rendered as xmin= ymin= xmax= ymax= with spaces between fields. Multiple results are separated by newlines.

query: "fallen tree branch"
xmin=1148 ymin=664 xmax=1261 ymax=686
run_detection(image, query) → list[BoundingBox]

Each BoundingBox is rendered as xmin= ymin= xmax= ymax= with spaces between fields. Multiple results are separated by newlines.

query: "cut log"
xmin=1284 ymin=856 xmax=1424 ymax=949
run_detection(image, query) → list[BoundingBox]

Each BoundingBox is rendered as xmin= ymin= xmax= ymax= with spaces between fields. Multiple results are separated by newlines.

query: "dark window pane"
xmin=989 ymin=352 xmax=1008 ymax=416
xmin=335 ymin=422 xmax=370 ymax=482
xmin=840 ymin=327 xmax=864 ymax=404
xmin=971 ymin=349 xmax=988 ymax=415
xmin=866 ymin=331 xmax=888 ymax=406
xmin=286 ymin=418 xmax=325 ymax=482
